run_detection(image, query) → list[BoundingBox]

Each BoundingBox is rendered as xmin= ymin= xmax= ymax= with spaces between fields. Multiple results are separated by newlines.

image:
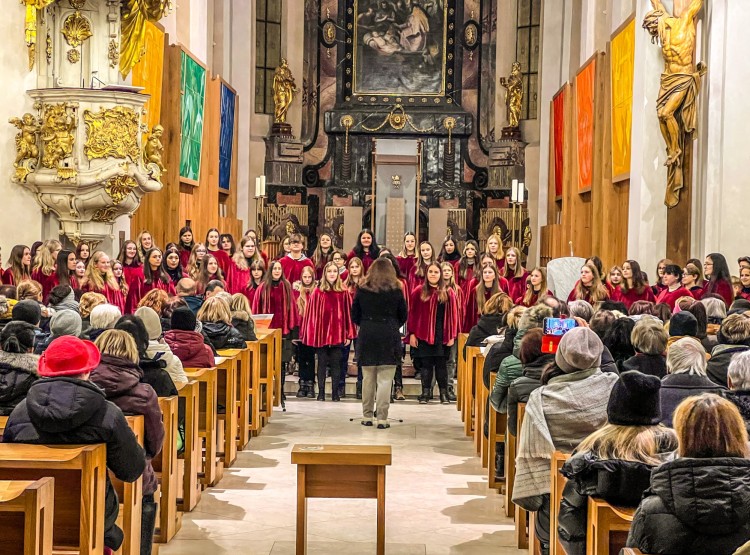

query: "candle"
xmin=260 ymin=175 xmax=266 ymax=197
xmin=511 ymin=179 xmax=519 ymax=203
xmin=519 ymin=182 xmax=525 ymax=203
xmin=255 ymin=177 xmax=261 ymax=197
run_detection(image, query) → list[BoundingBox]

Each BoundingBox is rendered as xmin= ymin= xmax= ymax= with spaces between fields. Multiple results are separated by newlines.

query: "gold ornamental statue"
xmin=272 ymin=58 xmax=298 ymax=125
xmin=499 ymin=61 xmax=524 ymax=129
xmin=643 ymin=0 xmax=706 ymax=208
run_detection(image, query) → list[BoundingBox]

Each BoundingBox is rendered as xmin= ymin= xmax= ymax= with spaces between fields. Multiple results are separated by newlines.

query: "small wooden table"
xmin=291 ymin=445 xmax=392 ymax=555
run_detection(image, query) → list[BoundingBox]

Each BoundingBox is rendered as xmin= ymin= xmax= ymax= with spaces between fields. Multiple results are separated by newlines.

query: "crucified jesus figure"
xmin=643 ymin=0 xmax=706 ymax=208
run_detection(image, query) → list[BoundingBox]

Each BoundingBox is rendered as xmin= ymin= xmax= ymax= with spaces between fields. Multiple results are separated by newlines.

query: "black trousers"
xmin=419 ymin=355 xmax=448 ymax=390
xmin=317 ymin=345 xmax=343 ymax=391
xmin=297 ymin=343 xmax=316 ymax=382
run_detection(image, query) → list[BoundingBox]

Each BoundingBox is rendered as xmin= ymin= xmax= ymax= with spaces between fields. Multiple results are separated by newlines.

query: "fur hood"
xmin=518 ymin=304 xmax=553 ymax=333
xmin=0 ymin=351 xmax=39 ymax=374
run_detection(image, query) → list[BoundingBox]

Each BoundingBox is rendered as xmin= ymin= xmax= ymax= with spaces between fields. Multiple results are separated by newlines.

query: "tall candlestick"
xmin=511 ymin=180 xmax=519 ymax=203
xmin=260 ymin=175 xmax=266 ymax=197
xmin=255 ymin=177 xmax=261 ymax=197
xmin=519 ymin=182 xmax=525 ymax=203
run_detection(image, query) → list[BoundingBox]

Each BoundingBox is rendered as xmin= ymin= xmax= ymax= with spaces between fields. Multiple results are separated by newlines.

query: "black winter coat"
xmin=231 ymin=312 xmax=257 ymax=342
xmin=506 ymin=354 xmax=555 ymax=435
xmin=559 ymin=453 xmax=662 ymax=555
xmin=466 ymin=314 xmax=504 ymax=350
xmin=659 ymin=373 xmax=726 ymax=427
xmin=139 ymin=357 xmax=178 ymax=397
xmin=0 ymin=351 xmax=39 ymax=416
xmin=201 ymin=321 xmax=247 ymax=350
xmin=707 ymin=344 xmax=750 ymax=387
xmin=482 ymin=328 xmax=516 ymax=389
xmin=621 ymin=353 xmax=667 ymax=378
xmin=3 ymin=377 xmax=146 ymax=550
xmin=723 ymin=389 xmax=750 ymax=434
xmin=627 ymin=457 xmax=750 ymax=555
xmin=351 ymin=288 xmax=408 ymax=366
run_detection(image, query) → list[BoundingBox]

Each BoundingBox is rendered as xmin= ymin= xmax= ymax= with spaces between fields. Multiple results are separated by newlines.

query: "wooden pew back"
xmin=183 ymin=367 xmax=222 ymax=487
xmin=0 ymin=478 xmax=55 ymax=555
xmin=176 ymin=380 xmax=201 ymax=511
xmin=111 ymin=416 xmax=144 ymax=555
xmin=153 ymin=396 xmax=181 ymax=544
xmin=586 ymin=497 xmax=635 ymax=555
xmin=550 ymin=451 xmax=571 ymax=555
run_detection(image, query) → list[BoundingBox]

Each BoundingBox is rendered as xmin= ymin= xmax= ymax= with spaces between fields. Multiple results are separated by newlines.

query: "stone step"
xmin=282 ymin=375 xmax=451 ymax=399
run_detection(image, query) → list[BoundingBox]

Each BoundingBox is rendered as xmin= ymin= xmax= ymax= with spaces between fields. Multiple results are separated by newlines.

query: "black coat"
xmin=707 ymin=344 xmax=750 ymax=387
xmin=139 ymin=357 xmax=178 ymax=397
xmin=466 ymin=314 xmax=504 ymax=350
xmin=3 ymin=377 xmax=146 ymax=550
xmin=351 ymin=288 xmax=408 ymax=366
xmin=0 ymin=351 xmax=39 ymax=416
xmin=506 ymin=354 xmax=555 ymax=435
xmin=201 ymin=321 xmax=247 ymax=350
xmin=659 ymin=373 xmax=726 ymax=427
xmin=482 ymin=328 xmax=516 ymax=389
xmin=622 ymin=353 xmax=667 ymax=378
xmin=559 ymin=453 xmax=661 ymax=555
xmin=231 ymin=313 xmax=257 ymax=342
xmin=723 ymin=389 xmax=750 ymax=434
xmin=627 ymin=457 xmax=750 ymax=555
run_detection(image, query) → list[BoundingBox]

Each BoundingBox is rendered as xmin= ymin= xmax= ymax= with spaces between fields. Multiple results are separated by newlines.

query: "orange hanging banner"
xmin=552 ymin=88 xmax=566 ymax=199
xmin=610 ymin=18 xmax=636 ymax=182
xmin=576 ymin=57 xmax=596 ymax=193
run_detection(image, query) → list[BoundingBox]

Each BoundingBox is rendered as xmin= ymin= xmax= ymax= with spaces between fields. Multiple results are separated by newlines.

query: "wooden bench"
xmin=217 ymin=347 xmax=252 ymax=450
xmin=471 ymin=350 xmax=487 ymax=462
xmin=487 ymin=372 xmax=507 ymax=492
xmin=183 ymin=367 xmax=223 ymax=487
xmin=464 ymin=346 xmax=482 ymax=437
xmin=113 ymin=416 xmax=144 ymax=555
xmin=153 ymin=396 xmax=181 ymax=544
xmin=292 ymin=445 xmax=392 ymax=555
xmin=245 ymin=340 xmax=263 ymax=436
xmin=515 ymin=402 xmax=528 ymax=548
xmin=176 ymin=380 xmax=201 ymax=511
xmin=214 ymin=356 xmax=238 ymax=467
xmin=0 ymin=478 xmax=55 ymax=555
xmin=256 ymin=330 xmax=281 ymax=423
xmin=456 ymin=333 xmax=468 ymax=414
xmin=0 ymin=444 xmax=107 ymax=554
xmin=550 ymin=451 xmax=571 ymax=555
xmin=586 ymin=497 xmax=635 ymax=555
xmin=505 ymin=401 xmax=523 ymax=518
xmin=0 ymin=415 xmax=8 ymax=434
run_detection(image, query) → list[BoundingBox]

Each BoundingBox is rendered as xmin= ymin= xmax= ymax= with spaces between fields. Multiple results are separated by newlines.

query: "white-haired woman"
xmin=725 ymin=351 xmax=750 ymax=433
xmin=660 ymin=337 xmax=725 ymax=427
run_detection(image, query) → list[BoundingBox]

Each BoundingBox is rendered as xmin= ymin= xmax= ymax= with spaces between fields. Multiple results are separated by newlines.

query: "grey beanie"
xmin=135 ymin=306 xmax=162 ymax=340
xmin=555 ymin=326 xmax=603 ymax=373
xmin=50 ymin=309 xmax=82 ymax=338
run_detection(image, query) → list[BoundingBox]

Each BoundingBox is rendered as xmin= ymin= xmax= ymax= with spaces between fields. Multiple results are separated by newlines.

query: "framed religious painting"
xmin=219 ymin=82 xmax=237 ymax=191
xmin=179 ymin=50 xmax=207 ymax=185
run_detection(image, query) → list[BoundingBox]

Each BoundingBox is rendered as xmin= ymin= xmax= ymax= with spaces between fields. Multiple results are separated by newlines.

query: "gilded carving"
xmin=105 ymin=175 xmax=137 ymax=205
xmin=40 ymin=103 xmax=76 ymax=173
xmin=22 ymin=0 xmax=56 ymax=70
xmin=272 ymin=58 xmax=298 ymax=124
xmin=91 ymin=206 xmax=118 ymax=223
xmin=45 ymin=31 xmax=52 ymax=64
xmin=143 ymin=124 xmax=165 ymax=173
xmin=108 ymin=39 xmax=118 ymax=68
xmin=67 ymin=49 xmax=80 ymax=63
xmin=83 ymin=106 xmax=140 ymax=161
xmin=61 ymin=11 xmax=93 ymax=48
xmin=499 ymin=62 xmax=524 ymax=129
xmin=69 ymin=0 xmax=86 ymax=8
xmin=9 ymin=113 xmax=41 ymax=182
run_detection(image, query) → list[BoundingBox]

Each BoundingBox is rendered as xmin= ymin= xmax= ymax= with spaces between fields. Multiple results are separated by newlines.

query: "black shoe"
xmin=418 ymin=387 xmax=430 ymax=404
xmin=361 ymin=420 xmax=373 ymax=426
xmin=439 ymin=388 xmax=450 ymax=404
xmin=317 ymin=390 xmax=325 ymax=401
xmin=447 ymin=385 xmax=457 ymax=402
xmin=338 ymin=384 xmax=346 ymax=398
xmin=332 ymin=393 xmax=341 ymax=402
xmin=296 ymin=382 xmax=307 ymax=398
xmin=356 ymin=381 xmax=362 ymax=400
xmin=376 ymin=422 xmax=390 ymax=429
xmin=394 ymin=387 xmax=405 ymax=401
xmin=307 ymin=382 xmax=316 ymax=399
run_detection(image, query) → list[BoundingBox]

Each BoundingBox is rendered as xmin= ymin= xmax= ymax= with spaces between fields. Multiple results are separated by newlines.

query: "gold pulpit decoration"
xmin=643 ymin=0 xmax=706 ymax=208
xmin=499 ymin=62 xmax=523 ymax=129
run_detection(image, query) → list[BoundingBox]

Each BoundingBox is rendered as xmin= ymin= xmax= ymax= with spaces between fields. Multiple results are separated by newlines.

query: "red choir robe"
xmin=655 ymin=286 xmax=692 ymax=310
xmin=260 ymin=251 xmax=269 ymax=266
xmin=348 ymin=250 xmax=377 ymax=274
xmin=651 ymin=282 xmax=667 ymax=298
xmin=279 ymin=254 xmax=315 ymax=284
xmin=515 ymin=289 xmax=554 ymax=308
xmin=300 ymin=289 xmax=356 ymax=348
xmin=125 ymin=276 xmax=176 ymax=313
xmin=455 ymin=262 xmax=478 ymax=292
xmin=252 ymin=281 xmax=297 ymax=335
xmin=704 ymin=279 xmax=734 ymax=308
xmin=31 ymin=269 xmax=58 ymax=302
xmin=567 ymin=280 xmax=611 ymax=304
xmin=408 ymin=264 xmax=426 ymax=292
xmin=1 ymin=270 xmax=26 ymax=285
xmin=737 ymin=288 xmax=750 ymax=301
xmin=618 ymin=286 xmax=657 ymax=309
xmin=196 ymin=273 xmax=224 ymax=295
xmin=226 ymin=262 xmax=254 ymax=300
xmin=397 ymin=255 xmax=416 ymax=278
xmin=207 ymin=248 xmax=232 ymax=276
xmin=688 ymin=285 xmax=705 ymax=300
xmin=179 ymin=248 xmax=192 ymax=269
xmin=462 ymin=280 xmax=509 ymax=333
xmin=122 ymin=264 xmax=144 ymax=289
xmin=83 ymin=280 xmax=125 ymax=313
xmin=407 ymin=287 xmax=459 ymax=346
xmin=505 ymin=270 xmax=530 ymax=302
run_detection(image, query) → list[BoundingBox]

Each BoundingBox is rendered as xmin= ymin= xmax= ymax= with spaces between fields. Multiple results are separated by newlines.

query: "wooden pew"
xmin=473 ymin=350 xmax=487 ymax=463
xmin=456 ymin=333 xmax=468 ymax=414
xmin=505 ymin=401 xmax=522 ymax=518
xmin=515 ymin=402 xmax=528 ymax=548
xmin=0 ymin=415 xmax=8 ymax=434
xmin=550 ymin=451 xmax=571 ymax=555
xmin=464 ymin=346 xmax=482 ymax=437
xmin=217 ymin=347 xmax=251 ymax=450
xmin=487 ymin=371 xmax=507 ymax=492
xmin=214 ymin=356 xmax=238 ymax=467
xmin=245 ymin=340 xmax=262 ymax=436
xmin=153 ymin=396 xmax=181 ymax=544
xmin=0 ymin=478 xmax=55 ymax=555
xmin=586 ymin=497 xmax=635 ymax=555
xmin=0 ymin=444 xmax=107 ymax=555
xmin=256 ymin=330 xmax=281 ymax=423
xmin=113 ymin=416 xmax=144 ymax=555
xmin=269 ymin=328 xmax=283 ymax=408
xmin=183 ymin=367 xmax=223 ymax=487
xmin=176 ymin=380 xmax=201 ymax=512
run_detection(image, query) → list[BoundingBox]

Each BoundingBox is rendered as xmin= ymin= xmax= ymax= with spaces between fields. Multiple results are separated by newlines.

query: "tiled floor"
xmin=161 ymin=397 xmax=523 ymax=554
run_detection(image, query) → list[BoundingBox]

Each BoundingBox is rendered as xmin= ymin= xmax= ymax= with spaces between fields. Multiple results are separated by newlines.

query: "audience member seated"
xmin=91 ymin=330 xmax=165 ymax=554
xmin=482 ymin=305 xmax=524 ymax=389
xmin=568 ymin=300 xmax=594 ymax=323
xmin=628 ymin=300 xmax=656 ymax=317
xmin=558 ymin=371 xmax=677 ymax=555
xmin=47 ymin=284 xmax=79 ymax=314
xmin=725 ymin=351 xmax=750 ymax=433
xmin=660 ymin=337 xmax=725 ymax=427
xmin=164 ymin=307 xmax=215 ymax=368
xmin=176 ymin=278 xmax=203 ymax=314
xmin=667 ymin=311 xmax=698 ymax=348
xmin=2 ymin=336 xmax=146 ymax=552
xmin=204 ymin=280 xmax=225 ymax=299
xmin=136 ymin=289 xmax=171 ymax=332
xmin=0 ymin=322 xmax=39 ymax=415
xmin=627 ymin=394 xmax=750 ymax=555
xmin=0 ymin=292 xmax=18 ymax=332
xmin=708 ymin=313 xmax=750 ymax=387
xmin=34 ymin=310 xmax=82 ymax=354
xmin=685 ymin=301 xmax=715 ymax=352
xmin=589 ymin=310 xmax=616 ymax=340
xmin=466 ymin=292 xmax=511 ymax=350
xmin=229 ymin=293 xmax=258 ymax=341
xmin=79 ymin=292 xmax=107 ymax=337
xmin=621 ymin=318 xmax=668 ymax=377
xmin=197 ymin=296 xmax=246 ymax=350
xmin=653 ymin=302 xmax=672 ymax=323
xmin=86 ymin=303 xmax=122 ymax=341
xmin=513 ymin=327 xmax=618 ymax=554
xmin=11 ymin=300 xmax=44 ymax=347
xmin=507 ymin=327 xmax=554 ymax=436
xmin=115 ymin=315 xmax=177 ymax=397
xmin=135 ymin=306 xmax=187 ymax=384
xmin=602 ymin=317 xmax=635 ymax=370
